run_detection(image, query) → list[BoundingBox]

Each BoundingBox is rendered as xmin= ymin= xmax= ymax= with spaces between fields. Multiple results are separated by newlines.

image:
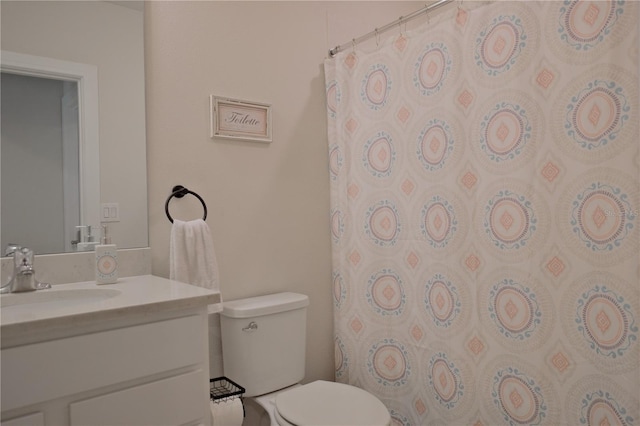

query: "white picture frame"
xmin=210 ymin=96 xmax=272 ymax=142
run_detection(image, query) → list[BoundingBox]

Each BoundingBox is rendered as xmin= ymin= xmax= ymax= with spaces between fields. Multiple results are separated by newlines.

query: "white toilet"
xmin=220 ymin=292 xmax=391 ymax=426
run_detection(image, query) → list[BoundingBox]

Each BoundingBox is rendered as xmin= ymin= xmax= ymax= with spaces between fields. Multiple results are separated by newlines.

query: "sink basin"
xmin=1 ymin=288 xmax=121 ymax=312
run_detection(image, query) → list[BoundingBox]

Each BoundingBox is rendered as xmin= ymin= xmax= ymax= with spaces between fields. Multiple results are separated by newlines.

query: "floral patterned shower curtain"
xmin=324 ymin=1 xmax=638 ymax=424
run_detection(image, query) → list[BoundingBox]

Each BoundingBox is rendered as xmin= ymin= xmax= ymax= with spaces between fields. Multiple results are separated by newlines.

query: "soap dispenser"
xmin=95 ymin=224 xmax=118 ymax=284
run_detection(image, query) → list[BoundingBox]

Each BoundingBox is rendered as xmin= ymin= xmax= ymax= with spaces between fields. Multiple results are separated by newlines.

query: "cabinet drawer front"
xmin=2 ymin=315 xmax=205 ymax=411
xmin=70 ymin=370 xmax=205 ymax=426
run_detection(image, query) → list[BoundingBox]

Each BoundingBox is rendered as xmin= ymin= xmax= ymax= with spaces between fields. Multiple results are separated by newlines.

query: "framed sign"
xmin=210 ymin=96 xmax=272 ymax=142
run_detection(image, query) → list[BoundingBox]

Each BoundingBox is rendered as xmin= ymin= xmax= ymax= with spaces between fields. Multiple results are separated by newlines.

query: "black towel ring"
xmin=165 ymin=185 xmax=208 ymax=223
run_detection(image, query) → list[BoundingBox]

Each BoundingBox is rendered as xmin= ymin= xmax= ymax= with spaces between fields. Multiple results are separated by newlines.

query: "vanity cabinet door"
xmin=2 ymin=412 xmax=45 ymax=426
xmin=2 ymin=315 xmax=204 ymax=412
xmin=69 ymin=370 xmax=205 ymax=426
xmin=2 ymin=313 xmax=211 ymax=426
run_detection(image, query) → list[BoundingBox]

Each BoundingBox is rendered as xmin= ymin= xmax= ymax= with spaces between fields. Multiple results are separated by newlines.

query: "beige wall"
xmin=146 ymin=1 xmax=426 ymax=384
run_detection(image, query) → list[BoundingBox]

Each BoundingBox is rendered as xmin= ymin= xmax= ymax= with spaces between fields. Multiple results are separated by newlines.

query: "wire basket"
xmin=210 ymin=376 xmax=245 ymax=403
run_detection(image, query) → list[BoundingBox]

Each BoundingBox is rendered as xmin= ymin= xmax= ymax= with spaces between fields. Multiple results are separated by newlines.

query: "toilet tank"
xmin=220 ymin=292 xmax=309 ymax=397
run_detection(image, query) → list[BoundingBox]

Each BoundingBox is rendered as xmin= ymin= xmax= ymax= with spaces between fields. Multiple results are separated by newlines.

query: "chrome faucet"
xmin=1 ymin=247 xmax=51 ymax=294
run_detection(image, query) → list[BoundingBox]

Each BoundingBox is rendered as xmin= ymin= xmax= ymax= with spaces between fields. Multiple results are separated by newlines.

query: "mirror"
xmin=2 ymin=53 xmax=100 ymax=254
xmin=1 ymin=0 xmax=148 ymax=255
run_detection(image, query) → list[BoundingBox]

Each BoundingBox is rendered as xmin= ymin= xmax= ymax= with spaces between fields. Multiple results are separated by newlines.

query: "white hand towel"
xmin=170 ymin=219 xmax=222 ymax=313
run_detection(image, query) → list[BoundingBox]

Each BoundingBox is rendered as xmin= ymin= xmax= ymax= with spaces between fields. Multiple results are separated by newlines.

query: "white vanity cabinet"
xmin=1 ymin=276 xmax=220 ymax=426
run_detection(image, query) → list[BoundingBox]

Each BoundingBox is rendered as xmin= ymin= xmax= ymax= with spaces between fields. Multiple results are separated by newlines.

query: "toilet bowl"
xmin=220 ymin=292 xmax=390 ymax=426
xmin=259 ymin=380 xmax=390 ymax=426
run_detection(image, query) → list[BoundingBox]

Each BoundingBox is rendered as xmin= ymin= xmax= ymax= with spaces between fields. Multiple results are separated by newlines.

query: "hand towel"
xmin=170 ymin=219 xmax=222 ymax=313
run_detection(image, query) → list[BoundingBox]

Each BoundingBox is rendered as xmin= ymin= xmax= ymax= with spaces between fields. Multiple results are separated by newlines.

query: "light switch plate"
xmin=101 ymin=202 xmax=120 ymax=222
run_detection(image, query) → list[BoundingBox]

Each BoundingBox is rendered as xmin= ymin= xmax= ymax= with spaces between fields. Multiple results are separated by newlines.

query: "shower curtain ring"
xmin=375 ymin=28 xmax=380 ymax=47
xmin=424 ymin=4 xmax=431 ymax=25
xmin=351 ymin=38 xmax=356 ymax=54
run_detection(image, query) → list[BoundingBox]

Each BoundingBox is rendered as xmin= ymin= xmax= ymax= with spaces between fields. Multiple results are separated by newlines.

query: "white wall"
xmin=146 ymin=1 xmax=429 ymax=385
xmin=1 ymin=1 xmax=148 ymax=250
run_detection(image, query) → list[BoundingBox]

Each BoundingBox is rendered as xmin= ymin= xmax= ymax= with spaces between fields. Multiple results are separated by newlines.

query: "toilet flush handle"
xmin=242 ymin=321 xmax=258 ymax=332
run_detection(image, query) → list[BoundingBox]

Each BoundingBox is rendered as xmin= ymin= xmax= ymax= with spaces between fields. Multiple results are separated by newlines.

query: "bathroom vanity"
xmin=0 ymin=275 xmax=220 ymax=426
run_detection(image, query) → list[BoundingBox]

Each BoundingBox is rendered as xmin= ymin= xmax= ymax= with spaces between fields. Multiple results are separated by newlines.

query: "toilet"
xmin=220 ymin=292 xmax=391 ymax=426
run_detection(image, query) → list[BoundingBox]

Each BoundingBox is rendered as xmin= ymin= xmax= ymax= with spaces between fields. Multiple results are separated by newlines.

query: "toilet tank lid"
xmin=221 ymin=292 xmax=309 ymax=318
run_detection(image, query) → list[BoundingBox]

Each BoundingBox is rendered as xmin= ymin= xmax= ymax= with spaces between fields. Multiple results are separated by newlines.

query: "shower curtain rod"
xmin=328 ymin=0 xmax=454 ymax=57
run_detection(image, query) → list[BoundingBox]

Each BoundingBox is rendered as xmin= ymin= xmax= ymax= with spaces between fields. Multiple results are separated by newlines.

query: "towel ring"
xmin=165 ymin=185 xmax=207 ymax=223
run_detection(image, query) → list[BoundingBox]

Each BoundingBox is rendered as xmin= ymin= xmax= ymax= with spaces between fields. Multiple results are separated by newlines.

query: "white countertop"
xmin=1 ymin=275 xmax=220 ymax=347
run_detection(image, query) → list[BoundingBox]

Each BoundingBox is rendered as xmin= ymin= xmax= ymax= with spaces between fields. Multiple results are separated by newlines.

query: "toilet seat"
xmin=274 ymin=380 xmax=390 ymax=426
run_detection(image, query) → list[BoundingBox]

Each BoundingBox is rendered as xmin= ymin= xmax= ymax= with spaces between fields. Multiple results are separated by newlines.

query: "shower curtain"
xmin=324 ymin=1 xmax=638 ymax=424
